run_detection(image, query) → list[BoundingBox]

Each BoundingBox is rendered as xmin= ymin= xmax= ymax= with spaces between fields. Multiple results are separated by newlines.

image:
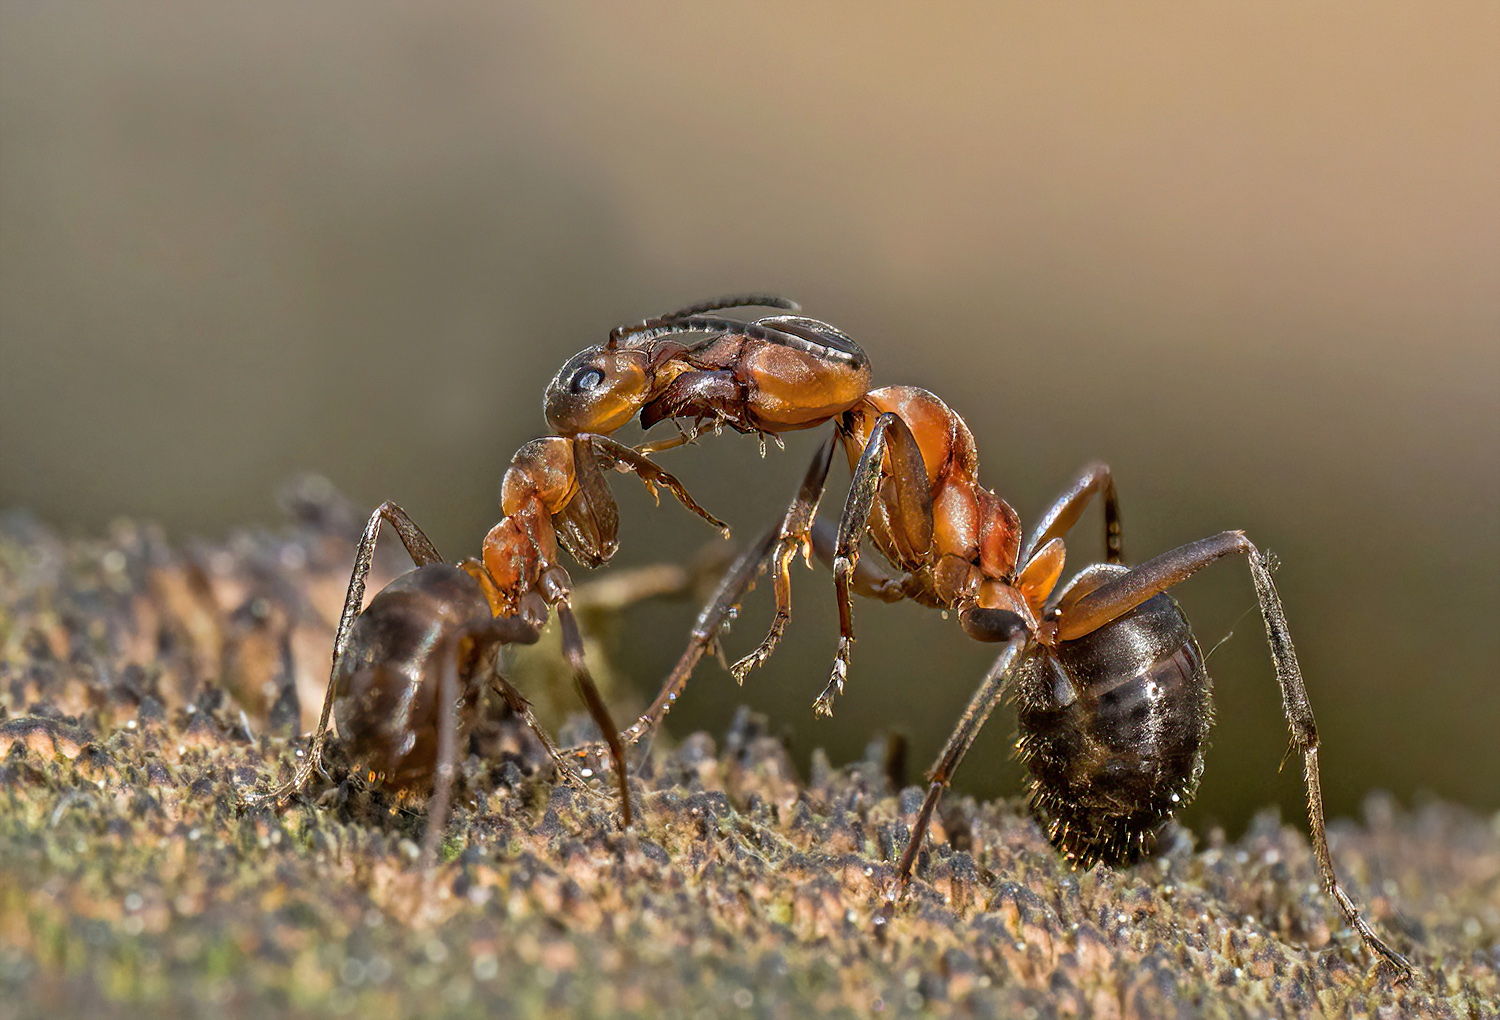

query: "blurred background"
xmin=2 ymin=4 xmax=1495 ymax=837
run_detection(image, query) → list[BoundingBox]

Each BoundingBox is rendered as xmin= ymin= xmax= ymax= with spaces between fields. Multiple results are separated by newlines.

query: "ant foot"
xmin=241 ymin=749 xmax=325 ymax=810
xmin=729 ymin=613 xmax=789 ymax=684
xmin=812 ymin=647 xmax=850 ymax=717
xmin=551 ymin=744 xmax=605 ymax=789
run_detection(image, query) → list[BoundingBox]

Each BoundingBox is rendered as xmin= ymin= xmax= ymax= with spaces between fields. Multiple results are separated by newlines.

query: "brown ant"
xmin=556 ymin=305 xmax=1413 ymax=979
xmin=246 ymin=294 xmax=821 ymax=859
xmin=246 ymin=422 xmax=729 ymax=863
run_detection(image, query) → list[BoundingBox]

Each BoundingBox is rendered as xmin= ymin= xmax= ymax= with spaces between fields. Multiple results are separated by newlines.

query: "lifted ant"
xmin=565 ymin=305 xmax=1412 ymax=979
xmin=247 ymin=425 xmax=728 ymax=862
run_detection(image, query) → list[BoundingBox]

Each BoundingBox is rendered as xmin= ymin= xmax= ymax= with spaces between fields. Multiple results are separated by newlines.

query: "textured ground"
xmin=1 ymin=490 xmax=1496 ymax=1019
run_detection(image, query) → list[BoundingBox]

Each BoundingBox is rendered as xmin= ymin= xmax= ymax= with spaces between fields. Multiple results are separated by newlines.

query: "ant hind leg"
xmin=1050 ymin=531 xmax=1414 ymax=980
xmin=893 ymin=637 xmax=1026 ymax=895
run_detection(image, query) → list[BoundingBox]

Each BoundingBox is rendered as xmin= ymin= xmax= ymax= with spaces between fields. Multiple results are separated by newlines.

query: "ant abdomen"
xmin=1013 ymin=572 xmax=1213 ymax=867
xmin=332 ymin=565 xmax=508 ymax=790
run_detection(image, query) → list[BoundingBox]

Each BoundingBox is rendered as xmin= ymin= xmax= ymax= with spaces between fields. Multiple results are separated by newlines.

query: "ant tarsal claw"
xmin=813 ymin=654 xmax=849 ymax=718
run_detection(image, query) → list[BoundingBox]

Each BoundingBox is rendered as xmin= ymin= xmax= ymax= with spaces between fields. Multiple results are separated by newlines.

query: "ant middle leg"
xmin=622 ymin=524 xmax=780 ymax=747
xmin=249 ymin=501 xmax=443 ymax=806
xmin=818 ymin=412 xmax=933 ymax=716
xmin=729 ymin=434 xmax=838 ymax=683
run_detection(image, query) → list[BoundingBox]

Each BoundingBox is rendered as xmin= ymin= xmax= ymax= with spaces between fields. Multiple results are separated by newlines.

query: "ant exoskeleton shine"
xmin=247 ymin=422 xmax=729 ymax=862
xmin=551 ymin=302 xmax=1413 ymax=980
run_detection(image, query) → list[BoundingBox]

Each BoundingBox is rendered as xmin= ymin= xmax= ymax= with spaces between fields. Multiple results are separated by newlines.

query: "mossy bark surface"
xmin=1 ymin=504 xmax=1495 ymax=1019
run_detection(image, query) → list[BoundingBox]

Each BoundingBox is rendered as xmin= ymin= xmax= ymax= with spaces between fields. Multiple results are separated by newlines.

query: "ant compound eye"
xmin=570 ymin=367 xmax=605 ymax=394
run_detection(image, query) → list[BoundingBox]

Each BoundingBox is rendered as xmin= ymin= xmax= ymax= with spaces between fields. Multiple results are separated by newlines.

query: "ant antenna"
xmin=612 ymin=315 xmax=868 ymax=368
xmin=607 ymin=296 xmax=799 ymax=348
xmin=662 ymin=294 xmax=801 ymax=319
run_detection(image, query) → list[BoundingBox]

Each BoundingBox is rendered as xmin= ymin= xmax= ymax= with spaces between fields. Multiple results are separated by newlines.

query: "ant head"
xmin=543 ymin=344 xmax=657 ymax=436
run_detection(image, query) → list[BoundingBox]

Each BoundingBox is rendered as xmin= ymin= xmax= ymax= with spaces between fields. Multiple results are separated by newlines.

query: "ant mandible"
xmin=555 ymin=304 xmax=1413 ymax=980
xmin=246 ymin=377 xmax=733 ymax=862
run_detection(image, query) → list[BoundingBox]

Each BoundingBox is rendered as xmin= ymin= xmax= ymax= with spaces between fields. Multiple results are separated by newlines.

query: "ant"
xmin=553 ymin=304 xmax=1414 ymax=980
xmin=246 ymin=409 xmax=730 ymax=863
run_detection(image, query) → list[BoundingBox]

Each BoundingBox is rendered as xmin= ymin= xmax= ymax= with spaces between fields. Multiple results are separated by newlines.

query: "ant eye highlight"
xmin=570 ymin=367 xmax=605 ymax=394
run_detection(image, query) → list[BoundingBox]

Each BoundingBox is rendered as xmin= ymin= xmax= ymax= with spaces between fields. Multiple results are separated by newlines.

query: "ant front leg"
xmin=730 ymin=434 xmax=837 ymax=683
xmin=623 ymin=524 xmax=780 ymax=747
xmin=818 ymin=412 xmax=933 ymax=716
xmin=1049 ymin=531 xmax=1415 ymax=980
xmin=248 ymin=501 xmax=443 ymax=807
xmin=584 ymin=434 xmax=731 ymax=537
xmin=421 ymin=613 xmax=553 ymax=867
xmin=621 ymin=484 xmax=914 ymax=747
xmin=807 ymin=518 xmax=908 ymax=602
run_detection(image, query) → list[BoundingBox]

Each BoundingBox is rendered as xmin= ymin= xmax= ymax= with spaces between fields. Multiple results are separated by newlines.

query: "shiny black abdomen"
xmin=332 ymin=564 xmax=492 ymax=790
xmin=1012 ymin=587 xmax=1213 ymax=866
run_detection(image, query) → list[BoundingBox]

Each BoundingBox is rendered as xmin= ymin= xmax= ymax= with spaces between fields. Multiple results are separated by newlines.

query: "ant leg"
xmin=485 ymin=670 xmax=589 ymax=789
xmin=248 ymin=501 xmax=443 ymax=807
xmin=1244 ymin=548 xmax=1415 ymax=980
xmin=619 ymin=509 xmax=913 ymax=748
xmin=635 ymin=429 xmax=694 ymax=457
xmin=893 ymin=636 xmax=1026 ymax=895
xmin=809 ymin=519 xmax=906 ymax=600
xmin=555 ymin=601 xmax=633 ymax=829
xmin=730 ymin=434 xmax=837 ymax=682
xmin=1052 ymin=532 xmax=1414 ymax=979
xmin=622 ymin=524 xmax=780 ymax=746
xmin=419 ymin=635 xmax=464 ymax=868
xmin=418 ymin=612 xmax=548 ymax=867
xmin=1020 ymin=461 xmax=1123 ymax=566
xmin=1051 ymin=531 xmax=1249 ymax=642
xmin=817 ymin=412 xmax=932 ymax=717
xmin=465 ymin=615 xmax=591 ymax=790
xmin=554 ymin=439 xmax=622 ymax=569
xmin=584 ymin=434 xmax=731 ymax=536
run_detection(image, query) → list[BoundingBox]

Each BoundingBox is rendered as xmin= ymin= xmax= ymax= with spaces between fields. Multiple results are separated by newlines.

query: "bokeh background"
xmin=2 ymin=4 xmax=1495 ymax=837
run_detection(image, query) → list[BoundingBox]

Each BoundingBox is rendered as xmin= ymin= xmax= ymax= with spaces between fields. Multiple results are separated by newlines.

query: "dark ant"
xmin=246 ymin=429 xmax=729 ymax=863
xmin=556 ymin=305 xmax=1413 ymax=980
